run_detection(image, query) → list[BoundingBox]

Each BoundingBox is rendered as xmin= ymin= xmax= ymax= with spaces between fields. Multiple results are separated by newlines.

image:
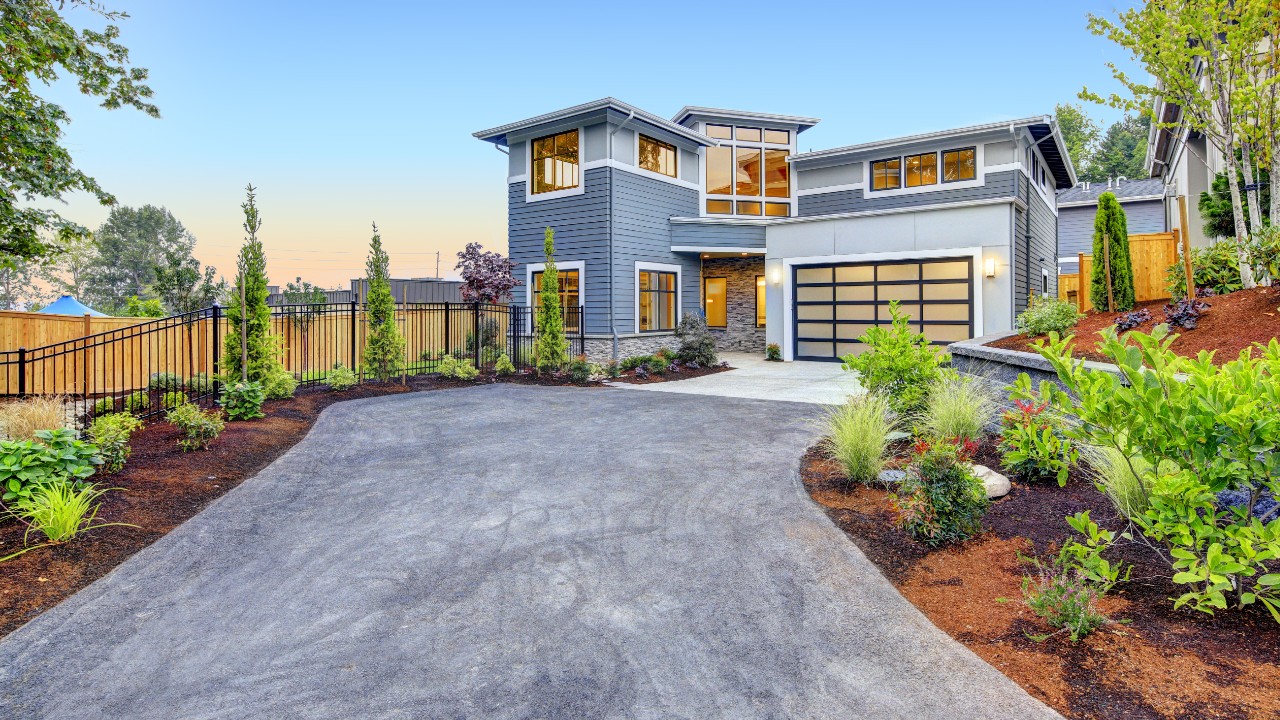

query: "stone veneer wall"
xmin=583 ymin=334 xmax=679 ymax=364
xmin=700 ymin=257 xmax=766 ymax=353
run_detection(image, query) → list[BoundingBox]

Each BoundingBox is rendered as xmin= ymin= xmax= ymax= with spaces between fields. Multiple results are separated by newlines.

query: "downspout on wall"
xmin=607 ymin=110 xmax=636 ymax=361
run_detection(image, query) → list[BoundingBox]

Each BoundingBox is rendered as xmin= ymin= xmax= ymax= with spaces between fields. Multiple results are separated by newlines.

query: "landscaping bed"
xmin=987 ymin=286 xmax=1280 ymax=365
xmin=800 ymin=441 xmax=1280 ymax=720
xmin=609 ymin=362 xmax=732 ymax=384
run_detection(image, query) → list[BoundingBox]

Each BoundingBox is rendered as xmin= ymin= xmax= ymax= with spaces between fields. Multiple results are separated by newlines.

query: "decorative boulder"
xmin=972 ymin=465 xmax=1010 ymax=499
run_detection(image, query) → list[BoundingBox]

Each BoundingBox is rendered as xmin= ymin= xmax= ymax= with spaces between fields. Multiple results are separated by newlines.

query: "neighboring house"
xmin=474 ymin=98 xmax=1074 ymax=361
xmin=267 ymin=278 xmax=463 ymax=305
xmin=1056 ymin=178 xmax=1167 ymax=275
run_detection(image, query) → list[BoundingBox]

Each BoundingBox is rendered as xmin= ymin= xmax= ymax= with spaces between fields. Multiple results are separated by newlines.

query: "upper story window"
xmin=871 ymin=158 xmax=901 ymax=190
xmin=639 ymin=134 xmax=677 ymax=177
xmin=942 ymin=147 xmax=976 ymax=182
xmin=904 ymin=152 xmax=937 ymax=187
xmin=531 ymin=129 xmax=579 ymax=194
xmin=704 ymin=123 xmax=793 ymax=217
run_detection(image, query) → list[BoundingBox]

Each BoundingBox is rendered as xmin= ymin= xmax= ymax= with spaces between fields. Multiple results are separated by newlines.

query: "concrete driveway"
xmin=611 ymin=352 xmax=863 ymax=405
xmin=0 ymin=386 xmax=1057 ymax=719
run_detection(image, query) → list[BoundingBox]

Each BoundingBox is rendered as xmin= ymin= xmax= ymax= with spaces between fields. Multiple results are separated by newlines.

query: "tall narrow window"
xmin=736 ymin=148 xmax=761 ymax=195
xmin=871 ymin=158 xmax=901 ymax=191
xmin=530 ymin=269 xmax=580 ymax=309
xmin=531 ymin=130 xmax=579 ymax=194
xmin=764 ymin=149 xmax=790 ymax=197
xmin=639 ymin=134 xmax=677 ymax=177
xmin=638 ymin=270 xmax=677 ymax=332
xmin=707 ymin=146 xmax=733 ymax=195
xmin=755 ymin=276 xmax=766 ymax=327
xmin=904 ymin=152 xmax=937 ymax=187
xmin=704 ymin=277 xmax=727 ymax=327
xmin=942 ymin=147 xmax=976 ymax=182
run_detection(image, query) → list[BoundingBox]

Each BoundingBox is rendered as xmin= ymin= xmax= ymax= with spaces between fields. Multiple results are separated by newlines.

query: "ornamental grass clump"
xmin=919 ymin=375 xmax=996 ymax=444
xmin=0 ymin=396 xmax=69 ymax=441
xmin=891 ymin=438 xmax=988 ymax=547
xmin=1 ymin=483 xmax=135 ymax=562
xmin=821 ymin=393 xmax=897 ymax=486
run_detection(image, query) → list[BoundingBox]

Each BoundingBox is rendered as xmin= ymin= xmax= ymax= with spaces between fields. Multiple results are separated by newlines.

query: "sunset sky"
xmin=44 ymin=0 xmax=1143 ymax=290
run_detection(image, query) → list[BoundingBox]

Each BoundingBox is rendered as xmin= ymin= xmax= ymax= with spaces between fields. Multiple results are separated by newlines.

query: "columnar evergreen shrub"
xmin=362 ymin=223 xmax=405 ymax=382
xmin=534 ymin=227 xmax=567 ymax=374
xmin=674 ymin=312 xmax=717 ymax=366
xmin=224 ymin=186 xmax=278 ymax=383
xmin=1090 ymin=192 xmax=1135 ymax=311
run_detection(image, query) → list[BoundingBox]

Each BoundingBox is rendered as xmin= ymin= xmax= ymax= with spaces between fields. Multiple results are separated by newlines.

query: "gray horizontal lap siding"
xmin=508 ymin=168 xmax=611 ymax=335
xmin=1057 ymin=200 xmax=1165 ymax=271
xmin=797 ymin=170 xmax=1019 ymax=217
xmin=610 ymin=168 xmax=701 ymax=335
xmin=1014 ymin=175 xmax=1059 ymax=314
xmin=670 ymin=222 xmax=766 ymax=250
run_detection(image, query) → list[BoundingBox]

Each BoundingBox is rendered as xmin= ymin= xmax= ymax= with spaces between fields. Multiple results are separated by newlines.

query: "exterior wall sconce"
xmin=770 ymin=268 xmax=783 ymax=285
xmin=984 ymin=258 xmax=997 ymax=278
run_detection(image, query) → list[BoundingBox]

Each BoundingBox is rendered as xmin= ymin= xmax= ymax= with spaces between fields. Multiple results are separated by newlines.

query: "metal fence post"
xmin=472 ymin=302 xmax=481 ymax=367
xmin=349 ymin=299 xmax=357 ymax=370
xmin=443 ymin=301 xmax=450 ymax=358
xmin=211 ymin=304 xmax=221 ymax=400
xmin=17 ymin=347 xmax=26 ymax=398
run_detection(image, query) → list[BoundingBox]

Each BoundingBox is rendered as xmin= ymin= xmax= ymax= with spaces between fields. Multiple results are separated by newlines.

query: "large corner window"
xmin=904 ymin=152 xmax=937 ymax=188
xmin=755 ymin=275 xmax=766 ymax=327
xmin=531 ymin=129 xmax=579 ymax=194
xmin=531 ymin=269 xmax=580 ymax=309
xmin=639 ymin=134 xmax=677 ymax=177
xmin=638 ymin=269 xmax=677 ymax=332
xmin=871 ymin=158 xmax=901 ymax=191
xmin=703 ymin=123 xmax=793 ymax=217
xmin=704 ymin=277 xmax=727 ymax=327
xmin=942 ymin=147 xmax=976 ymax=182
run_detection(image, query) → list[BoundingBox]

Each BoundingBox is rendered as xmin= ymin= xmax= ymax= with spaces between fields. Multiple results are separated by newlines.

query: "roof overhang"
xmin=671 ymin=106 xmax=820 ymax=133
xmin=1144 ymin=96 xmax=1184 ymax=177
xmin=473 ymin=97 xmax=717 ymax=148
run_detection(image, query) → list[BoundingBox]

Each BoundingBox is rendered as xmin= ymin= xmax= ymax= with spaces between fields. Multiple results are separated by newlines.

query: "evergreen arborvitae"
xmin=223 ymin=185 xmax=276 ymax=382
xmin=534 ymin=227 xmax=567 ymax=374
xmin=362 ymin=222 xmax=404 ymax=382
xmin=1090 ymin=192 xmax=1135 ymax=312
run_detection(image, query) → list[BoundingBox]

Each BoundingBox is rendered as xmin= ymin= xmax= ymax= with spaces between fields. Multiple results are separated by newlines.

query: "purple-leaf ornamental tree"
xmin=455 ymin=242 xmax=519 ymax=303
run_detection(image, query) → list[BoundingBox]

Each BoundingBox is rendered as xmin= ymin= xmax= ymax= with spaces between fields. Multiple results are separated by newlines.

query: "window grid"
xmin=704 ymin=123 xmax=793 ymax=217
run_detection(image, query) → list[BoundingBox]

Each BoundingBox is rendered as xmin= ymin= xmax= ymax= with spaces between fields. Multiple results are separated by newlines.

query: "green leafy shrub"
xmin=647 ymin=355 xmax=670 ymax=375
xmin=220 ymin=380 xmax=265 ymax=421
xmin=567 ymin=356 xmax=592 ymax=384
xmin=86 ymin=413 xmax=144 ymax=474
xmin=0 ymin=428 xmax=101 ymax=504
xmin=167 ymin=403 xmax=225 ymax=451
xmin=840 ymin=300 xmax=950 ymax=416
xmin=92 ymin=397 xmax=116 ymax=416
xmin=2 ymin=483 xmax=135 ymax=562
xmin=655 ymin=347 xmax=676 ymax=361
xmin=123 ymin=391 xmax=150 ymax=414
xmin=147 ymin=372 xmax=185 ymax=392
xmin=604 ymin=361 xmax=620 ymax=379
xmin=765 ymin=343 xmax=782 ymax=361
xmin=620 ymin=355 xmax=652 ymax=372
xmin=1058 ymin=511 xmax=1130 ymax=592
xmin=263 ymin=369 xmax=299 ymax=400
xmin=466 ymin=317 xmax=501 ymax=355
xmin=454 ymin=359 xmax=479 ymax=380
xmin=160 ymin=391 xmax=188 ymax=410
xmin=821 ymin=393 xmax=897 ymax=485
xmin=891 ymin=438 xmax=988 ymax=546
xmin=328 ymin=363 xmax=358 ymax=391
xmin=675 ymin=312 xmax=717 ymax=366
xmin=437 ymin=354 xmax=478 ymax=381
xmin=919 ymin=375 xmax=995 ymax=443
xmin=1036 ymin=326 xmax=1280 ymax=621
xmin=1022 ymin=557 xmax=1112 ymax=642
xmin=1014 ymin=296 xmax=1082 ymax=337
xmin=187 ymin=373 xmax=213 ymax=395
xmin=494 ymin=353 xmax=515 ymax=376
xmin=1165 ymin=241 xmax=1243 ymax=300
xmin=999 ymin=374 xmax=1078 ymax=485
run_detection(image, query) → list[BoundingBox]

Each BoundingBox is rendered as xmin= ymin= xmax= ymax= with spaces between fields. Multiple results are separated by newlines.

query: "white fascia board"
xmin=1057 ymin=194 xmax=1165 ymax=208
xmin=671 ymin=105 xmax=820 ymax=130
xmin=674 ymin=196 xmax=1024 ymax=229
xmin=789 ymin=116 xmax=1052 ymax=165
xmin=474 ymin=97 xmax=716 ymax=148
xmin=671 ymin=246 xmax=765 ymax=254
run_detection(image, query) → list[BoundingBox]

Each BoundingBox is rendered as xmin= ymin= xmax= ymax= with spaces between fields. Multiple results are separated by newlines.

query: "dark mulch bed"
xmin=609 ymin=363 xmax=732 ymax=384
xmin=987 ymin=286 xmax=1280 ymax=365
xmin=801 ymin=437 xmax=1280 ymax=720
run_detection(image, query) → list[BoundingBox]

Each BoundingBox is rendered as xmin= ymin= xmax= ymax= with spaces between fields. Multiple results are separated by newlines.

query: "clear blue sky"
xmin=46 ymin=0 xmax=1144 ymax=288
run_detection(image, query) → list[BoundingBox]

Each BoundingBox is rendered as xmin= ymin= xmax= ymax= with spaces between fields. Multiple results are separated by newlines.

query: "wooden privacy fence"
xmin=0 ymin=302 xmax=584 ymax=418
xmin=1058 ymin=231 xmax=1181 ymax=312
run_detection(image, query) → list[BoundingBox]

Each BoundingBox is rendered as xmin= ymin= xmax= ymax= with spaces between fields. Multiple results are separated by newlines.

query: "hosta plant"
xmin=220 ymin=380 xmax=265 ymax=421
xmin=0 ymin=429 xmax=101 ymax=504
xmin=999 ymin=374 xmax=1077 ymax=485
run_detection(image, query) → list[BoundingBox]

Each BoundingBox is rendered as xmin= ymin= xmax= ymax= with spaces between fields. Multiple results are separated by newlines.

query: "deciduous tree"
xmin=152 ymin=250 xmax=224 ymax=315
xmin=455 ymin=242 xmax=519 ymax=303
xmin=84 ymin=205 xmax=196 ymax=310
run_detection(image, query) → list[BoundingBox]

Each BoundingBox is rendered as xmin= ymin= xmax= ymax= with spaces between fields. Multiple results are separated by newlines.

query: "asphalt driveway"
xmin=0 ymin=385 xmax=1058 ymax=719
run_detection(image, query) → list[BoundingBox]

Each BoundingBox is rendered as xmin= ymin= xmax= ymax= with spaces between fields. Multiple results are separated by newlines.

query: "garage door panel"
xmin=793 ymin=257 xmax=973 ymax=360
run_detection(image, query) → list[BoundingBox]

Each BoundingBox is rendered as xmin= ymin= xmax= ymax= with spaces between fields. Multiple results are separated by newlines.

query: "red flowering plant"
xmin=890 ymin=436 xmax=988 ymax=546
xmin=998 ymin=374 xmax=1077 ymax=485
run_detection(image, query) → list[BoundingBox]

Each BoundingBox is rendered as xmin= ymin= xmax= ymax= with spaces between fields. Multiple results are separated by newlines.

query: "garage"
xmin=792 ymin=257 xmax=974 ymax=360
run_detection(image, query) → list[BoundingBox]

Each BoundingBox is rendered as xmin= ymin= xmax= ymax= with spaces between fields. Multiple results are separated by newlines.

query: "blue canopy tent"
xmin=38 ymin=295 xmax=108 ymax=317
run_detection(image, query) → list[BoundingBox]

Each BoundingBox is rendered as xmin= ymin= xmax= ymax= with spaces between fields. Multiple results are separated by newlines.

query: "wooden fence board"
xmin=1056 ymin=231 xmax=1178 ymax=313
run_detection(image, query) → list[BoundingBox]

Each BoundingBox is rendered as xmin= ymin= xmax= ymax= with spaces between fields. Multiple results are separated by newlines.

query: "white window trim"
xmin=698 ymin=121 xmax=797 ymax=219
xmin=525 ymin=126 xmax=586 ymax=203
xmin=524 ymin=261 xmax=585 ymax=307
xmin=634 ymin=261 xmax=682 ymax=334
xmin=779 ymin=247 xmax=986 ymax=362
xmin=863 ymin=144 xmax=986 ymax=198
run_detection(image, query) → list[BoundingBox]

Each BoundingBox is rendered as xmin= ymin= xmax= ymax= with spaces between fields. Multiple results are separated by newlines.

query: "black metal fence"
xmin=0 ymin=302 xmax=585 ymax=421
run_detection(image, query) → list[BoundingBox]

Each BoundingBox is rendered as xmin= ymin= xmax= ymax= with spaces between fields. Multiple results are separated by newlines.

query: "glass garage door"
xmin=792 ymin=257 xmax=974 ymax=360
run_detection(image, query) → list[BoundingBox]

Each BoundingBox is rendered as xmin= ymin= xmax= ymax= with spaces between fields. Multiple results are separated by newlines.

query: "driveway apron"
xmin=0 ymin=385 xmax=1059 ymax=719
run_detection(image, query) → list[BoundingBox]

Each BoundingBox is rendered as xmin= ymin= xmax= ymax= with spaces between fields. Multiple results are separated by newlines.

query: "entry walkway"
xmin=0 ymin=386 xmax=1058 ymax=719
xmin=611 ymin=351 xmax=863 ymax=405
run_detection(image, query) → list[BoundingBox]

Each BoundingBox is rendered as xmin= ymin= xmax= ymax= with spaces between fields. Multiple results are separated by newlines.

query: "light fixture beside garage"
xmin=984 ymin=257 xmax=997 ymax=278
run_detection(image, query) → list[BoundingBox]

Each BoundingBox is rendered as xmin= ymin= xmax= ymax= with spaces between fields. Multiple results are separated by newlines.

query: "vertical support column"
xmin=17 ymin=347 xmax=26 ymax=398
xmin=211 ymin=304 xmax=222 ymax=401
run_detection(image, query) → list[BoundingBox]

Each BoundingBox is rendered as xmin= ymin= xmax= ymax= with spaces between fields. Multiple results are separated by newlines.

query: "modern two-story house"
xmin=474 ymin=98 xmax=1074 ymax=361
